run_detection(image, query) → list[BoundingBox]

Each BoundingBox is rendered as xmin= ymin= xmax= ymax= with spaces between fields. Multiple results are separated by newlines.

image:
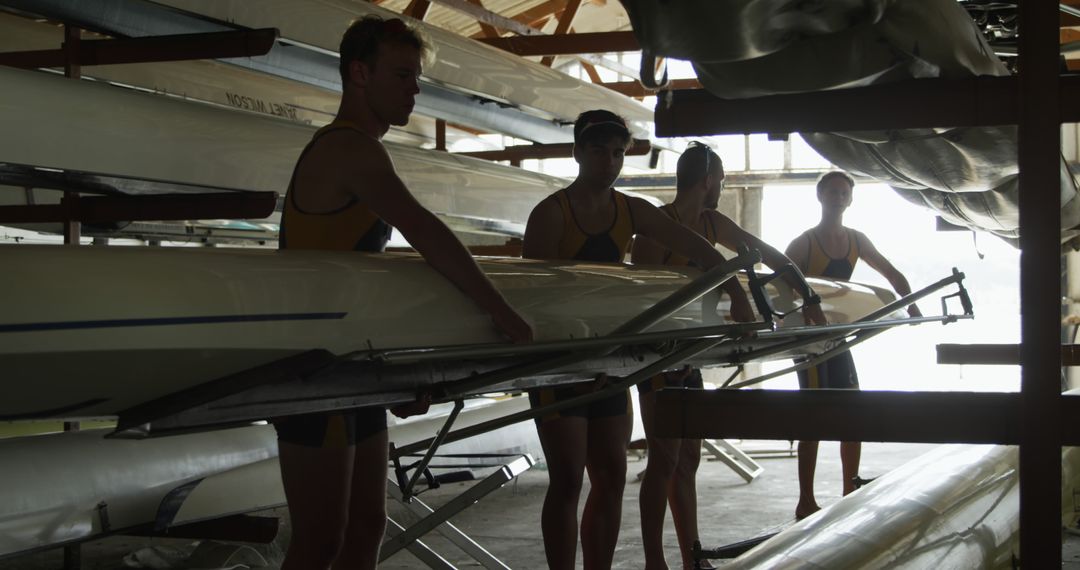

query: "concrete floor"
xmin=15 ymin=439 xmax=1077 ymax=569
xmin=382 ymin=440 xmax=938 ymax=569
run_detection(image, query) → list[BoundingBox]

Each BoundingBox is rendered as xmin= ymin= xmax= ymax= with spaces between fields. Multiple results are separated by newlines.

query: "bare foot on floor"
xmin=795 ymin=502 xmax=821 ymax=521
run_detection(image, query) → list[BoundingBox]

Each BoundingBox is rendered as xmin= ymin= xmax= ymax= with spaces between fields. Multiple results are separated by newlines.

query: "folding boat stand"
xmin=382 ymin=453 xmax=534 ymax=569
xmin=702 ymin=439 xmax=763 ymax=482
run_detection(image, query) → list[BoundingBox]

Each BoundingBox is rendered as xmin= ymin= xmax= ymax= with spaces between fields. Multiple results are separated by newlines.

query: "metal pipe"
xmin=856 ymin=268 xmax=968 ymax=324
xmin=725 ymin=329 xmax=887 ymax=389
xmin=736 ymin=270 xmax=969 ymax=365
xmin=368 ymin=320 xmax=770 ymax=365
xmin=1062 ymin=3 xmax=1080 ymax=19
xmin=401 ymin=399 xmax=464 ymax=501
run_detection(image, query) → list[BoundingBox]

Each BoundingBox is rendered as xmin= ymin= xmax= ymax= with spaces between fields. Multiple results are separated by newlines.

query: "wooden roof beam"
xmin=404 ymin=0 xmax=431 ymax=21
xmin=476 ymin=30 xmax=638 ymax=56
xmin=0 ymin=192 xmax=277 ymax=224
xmin=425 ymin=0 xmax=544 ymax=36
xmin=0 ymin=28 xmax=276 ymax=69
xmin=580 ymin=60 xmax=603 ymax=83
xmin=512 ymin=0 xmax=568 ymax=29
xmin=1063 ymin=1 xmax=1080 ymax=26
xmin=466 ymin=0 xmax=501 ymax=38
xmin=541 ymin=0 xmax=581 ymax=66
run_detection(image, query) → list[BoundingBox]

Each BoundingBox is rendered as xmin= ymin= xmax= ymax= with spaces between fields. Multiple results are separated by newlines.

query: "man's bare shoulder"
xmin=787 ymin=228 xmax=813 ymax=247
xmin=624 ymin=194 xmax=657 ymax=211
xmin=305 ymin=128 xmax=390 ymax=170
xmin=529 ymin=193 xmax=563 ymax=221
xmin=705 ymin=209 xmax=738 ymax=230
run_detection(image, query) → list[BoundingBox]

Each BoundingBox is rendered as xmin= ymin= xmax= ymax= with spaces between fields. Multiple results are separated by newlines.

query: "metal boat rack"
xmin=389 ymin=268 xmax=972 ymax=501
xmin=385 ymin=454 xmax=535 ymax=569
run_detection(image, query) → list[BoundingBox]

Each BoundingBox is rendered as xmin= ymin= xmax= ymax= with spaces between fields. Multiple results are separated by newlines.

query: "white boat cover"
xmin=729 ymin=444 xmax=1080 ymax=568
xmin=620 ymin=0 xmax=1080 ymax=243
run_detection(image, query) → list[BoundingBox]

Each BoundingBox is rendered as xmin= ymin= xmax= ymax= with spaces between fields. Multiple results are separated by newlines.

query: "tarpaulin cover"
xmin=621 ymin=0 xmax=1080 ymax=244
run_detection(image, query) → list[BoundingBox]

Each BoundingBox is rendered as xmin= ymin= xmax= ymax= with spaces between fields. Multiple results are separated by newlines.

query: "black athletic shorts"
xmin=528 ymin=383 xmax=631 ymax=424
xmin=796 ymin=351 xmax=859 ymax=390
xmin=273 ymin=407 xmax=387 ymax=448
xmin=637 ymin=368 xmax=705 ymax=394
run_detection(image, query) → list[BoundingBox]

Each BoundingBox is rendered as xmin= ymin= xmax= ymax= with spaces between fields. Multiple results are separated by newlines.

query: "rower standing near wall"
xmin=785 ymin=171 xmax=920 ymax=521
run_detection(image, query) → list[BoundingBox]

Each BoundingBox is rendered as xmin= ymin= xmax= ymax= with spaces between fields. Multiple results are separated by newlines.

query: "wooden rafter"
xmin=425 ymin=0 xmax=542 ymax=36
xmin=466 ymin=0 xmax=500 ymax=38
xmin=476 ymin=30 xmax=638 ymax=56
xmin=580 ymin=60 xmax=602 ymax=83
xmin=440 ymin=0 xmax=636 ymax=80
xmin=0 ymin=28 xmax=277 ymax=69
xmin=541 ymin=0 xmax=582 ymax=66
xmin=1064 ymin=1 xmax=1080 ymax=26
xmin=404 ymin=0 xmax=431 ymax=20
xmin=0 ymin=192 xmax=278 ymax=224
xmin=512 ymin=0 xmax=568 ymax=29
xmin=447 ymin=121 xmax=487 ymax=136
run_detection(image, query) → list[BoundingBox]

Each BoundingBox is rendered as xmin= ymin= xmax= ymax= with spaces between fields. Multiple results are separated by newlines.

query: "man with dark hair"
xmin=276 ymin=16 xmax=532 ymax=569
xmin=785 ymin=170 xmax=920 ymax=520
xmin=632 ymin=142 xmax=825 ymax=569
xmin=523 ymin=110 xmax=755 ymax=570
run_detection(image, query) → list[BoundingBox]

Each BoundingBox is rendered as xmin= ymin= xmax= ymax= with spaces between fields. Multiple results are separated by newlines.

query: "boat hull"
xmin=1 ymin=244 xmax=895 ymax=420
xmin=0 ymin=395 xmax=540 ymax=559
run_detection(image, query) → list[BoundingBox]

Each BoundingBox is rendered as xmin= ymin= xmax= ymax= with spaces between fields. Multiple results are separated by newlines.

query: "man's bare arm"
xmin=342 ymin=135 xmax=533 ymax=341
xmin=784 ymin=233 xmax=811 ymax=273
xmin=627 ymin=197 xmax=754 ymax=322
xmin=629 ymin=233 xmax=666 ymax=265
xmin=712 ymin=212 xmax=826 ymax=324
xmin=856 ymin=231 xmax=922 ymax=317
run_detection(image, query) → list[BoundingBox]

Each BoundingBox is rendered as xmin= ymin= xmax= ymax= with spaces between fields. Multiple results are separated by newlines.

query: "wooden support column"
xmin=435 ymin=119 xmax=447 ymax=151
xmin=60 ymin=32 xmax=81 ymax=568
xmin=1017 ymin=0 xmax=1063 ymax=565
xmin=62 ymin=25 xmax=81 ymax=248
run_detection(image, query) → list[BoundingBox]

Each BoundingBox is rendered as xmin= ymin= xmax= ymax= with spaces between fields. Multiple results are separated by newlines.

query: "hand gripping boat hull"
xmin=0 ymin=244 xmax=899 ymax=427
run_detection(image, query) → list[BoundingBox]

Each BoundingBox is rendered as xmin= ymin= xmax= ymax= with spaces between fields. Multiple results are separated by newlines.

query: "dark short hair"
xmin=816 ymin=171 xmax=855 ymax=193
xmin=573 ymin=109 xmax=631 ymax=148
xmin=676 ymin=141 xmax=722 ymax=192
xmin=339 ymin=16 xmax=426 ymax=85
